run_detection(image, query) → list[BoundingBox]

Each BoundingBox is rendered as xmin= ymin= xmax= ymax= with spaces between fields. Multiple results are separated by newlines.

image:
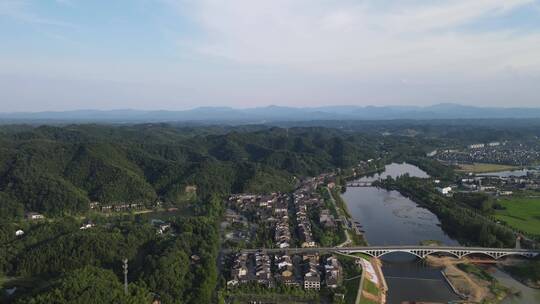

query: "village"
xmin=432 ymin=140 xmax=540 ymax=167
xmin=222 ymin=174 xmax=351 ymax=294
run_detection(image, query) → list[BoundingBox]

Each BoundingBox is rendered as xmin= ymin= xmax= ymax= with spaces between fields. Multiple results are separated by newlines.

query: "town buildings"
xmin=324 ymin=256 xmax=342 ymax=289
xmin=226 ymin=172 xmax=348 ymax=293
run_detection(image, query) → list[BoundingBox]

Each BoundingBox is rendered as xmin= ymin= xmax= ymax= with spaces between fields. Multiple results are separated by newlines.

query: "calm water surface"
xmin=342 ymin=163 xmax=459 ymax=304
xmin=342 ymin=187 xmax=458 ymax=246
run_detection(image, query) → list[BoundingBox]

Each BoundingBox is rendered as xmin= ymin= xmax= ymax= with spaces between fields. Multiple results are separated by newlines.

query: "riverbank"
xmin=426 ymin=256 xmax=515 ymax=303
xmin=356 ymin=257 xmax=387 ymax=304
xmin=502 ymin=261 xmax=540 ymax=289
xmin=330 ymin=187 xmax=368 ymax=246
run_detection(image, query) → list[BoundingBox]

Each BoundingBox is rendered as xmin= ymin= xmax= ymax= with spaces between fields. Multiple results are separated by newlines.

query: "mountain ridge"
xmin=2 ymin=103 xmax=540 ymax=123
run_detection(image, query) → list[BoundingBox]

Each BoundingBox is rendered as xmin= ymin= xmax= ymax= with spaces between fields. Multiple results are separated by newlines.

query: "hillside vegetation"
xmin=0 ymin=125 xmax=381 ymax=219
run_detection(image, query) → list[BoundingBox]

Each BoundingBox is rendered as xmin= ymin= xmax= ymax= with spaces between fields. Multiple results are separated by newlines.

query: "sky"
xmin=1 ymin=0 xmax=540 ymax=112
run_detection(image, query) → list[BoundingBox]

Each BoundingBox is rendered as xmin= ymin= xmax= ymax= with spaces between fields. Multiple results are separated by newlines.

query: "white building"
xmin=426 ymin=150 xmax=437 ymax=157
xmin=469 ymin=143 xmax=485 ymax=149
xmin=304 ymin=272 xmax=321 ymax=290
xmin=437 ymin=187 xmax=452 ymax=195
xmin=25 ymin=212 xmax=45 ymax=220
xmin=15 ymin=229 xmax=24 ymax=236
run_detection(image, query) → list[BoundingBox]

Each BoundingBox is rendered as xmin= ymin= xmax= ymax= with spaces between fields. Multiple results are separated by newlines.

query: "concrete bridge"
xmin=239 ymin=246 xmax=540 ymax=260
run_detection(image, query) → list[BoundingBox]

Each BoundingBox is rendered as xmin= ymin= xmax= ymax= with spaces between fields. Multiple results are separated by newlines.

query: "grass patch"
xmin=419 ymin=239 xmax=442 ymax=246
xmin=359 ymin=298 xmax=378 ymax=304
xmin=338 ymin=256 xmax=362 ymax=304
xmin=494 ymin=197 xmax=540 ymax=235
xmin=228 ymin=293 xmax=317 ymax=304
xmin=362 ymin=279 xmax=379 ymax=296
xmin=457 ymin=163 xmax=518 ymax=173
xmin=332 ymin=188 xmax=352 ymax=218
xmin=351 ymin=253 xmax=372 ymax=260
xmin=457 ymin=264 xmax=493 ymax=282
xmin=343 ymin=277 xmax=360 ymax=304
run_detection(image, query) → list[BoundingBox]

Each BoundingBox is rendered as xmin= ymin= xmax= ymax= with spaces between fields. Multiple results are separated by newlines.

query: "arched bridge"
xmin=239 ymin=246 xmax=540 ymax=260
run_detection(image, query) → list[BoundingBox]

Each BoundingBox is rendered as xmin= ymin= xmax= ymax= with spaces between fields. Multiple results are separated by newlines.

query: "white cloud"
xmin=164 ymin=0 xmax=540 ymax=80
xmin=382 ymin=0 xmax=534 ymax=33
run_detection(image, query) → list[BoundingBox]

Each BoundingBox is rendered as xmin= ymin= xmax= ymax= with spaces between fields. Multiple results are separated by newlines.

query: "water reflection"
xmin=382 ymin=253 xmax=459 ymax=304
xmin=342 ymin=163 xmax=459 ymax=303
xmin=342 ymin=183 xmax=457 ymax=245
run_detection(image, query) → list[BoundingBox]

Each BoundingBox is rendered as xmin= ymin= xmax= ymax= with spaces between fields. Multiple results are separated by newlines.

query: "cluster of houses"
xmin=228 ymin=251 xmax=272 ymax=288
xmin=255 ymin=251 xmax=272 ymax=287
xmin=275 ymin=253 xmax=298 ymax=287
xmin=89 ymin=201 xmax=146 ymax=213
xmin=226 ymin=170 xmax=343 ymax=250
xmin=324 ymin=256 xmax=342 ymax=288
xmin=229 ymin=252 xmax=251 ymax=286
xmin=303 ymin=253 xmax=321 ymax=290
xmin=431 ymin=169 xmax=540 ymax=200
xmin=459 ymin=171 xmax=540 ymax=194
xmin=350 ymin=159 xmax=379 ymax=178
xmin=433 ymin=141 xmax=540 ymax=166
xmin=293 ymin=179 xmax=322 ymax=248
xmin=274 ymin=197 xmax=292 ymax=249
xmin=227 ymin=193 xmax=282 ymax=220
xmin=226 ymin=172 xmax=349 ymax=294
xmin=226 ymin=193 xmax=292 ymax=247
xmin=228 ymin=251 xmax=342 ymax=291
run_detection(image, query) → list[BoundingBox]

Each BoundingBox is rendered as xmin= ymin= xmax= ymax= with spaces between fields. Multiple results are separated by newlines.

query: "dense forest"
xmin=1 ymin=212 xmax=220 ymax=303
xmin=0 ymin=124 xmax=388 ymax=220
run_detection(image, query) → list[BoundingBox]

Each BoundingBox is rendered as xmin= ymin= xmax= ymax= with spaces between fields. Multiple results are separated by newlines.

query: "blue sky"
xmin=1 ymin=0 xmax=540 ymax=111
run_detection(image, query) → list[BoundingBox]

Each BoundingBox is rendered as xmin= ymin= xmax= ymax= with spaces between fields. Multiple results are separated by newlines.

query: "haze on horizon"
xmin=1 ymin=0 xmax=540 ymax=112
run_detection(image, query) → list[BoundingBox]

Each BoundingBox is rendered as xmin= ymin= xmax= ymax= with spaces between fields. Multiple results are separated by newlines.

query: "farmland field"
xmin=494 ymin=197 xmax=540 ymax=235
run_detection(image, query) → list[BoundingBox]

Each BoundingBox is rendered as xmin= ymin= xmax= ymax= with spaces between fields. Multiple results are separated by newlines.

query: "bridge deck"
xmin=235 ymin=245 xmax=540 ymax=259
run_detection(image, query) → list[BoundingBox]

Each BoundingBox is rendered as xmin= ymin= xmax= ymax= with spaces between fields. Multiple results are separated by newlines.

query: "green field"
xmin=359 ymin=297 xmax=378 ymax=304
xmin=494 ymin=197 xmax=540 ymax=235
xmin=362 ymin=280 xmax=379 ymax=296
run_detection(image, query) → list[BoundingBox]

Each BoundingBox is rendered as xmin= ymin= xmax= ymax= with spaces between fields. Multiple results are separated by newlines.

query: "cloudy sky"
xmin=1 ymin=0 xmax=540 ymax=111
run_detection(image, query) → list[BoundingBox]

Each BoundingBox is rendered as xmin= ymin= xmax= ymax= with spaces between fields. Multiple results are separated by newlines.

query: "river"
xmin=342 ymin=162 xmax=460 ymax=303
xmin=342 ymin=162 xmax=540 ymax=303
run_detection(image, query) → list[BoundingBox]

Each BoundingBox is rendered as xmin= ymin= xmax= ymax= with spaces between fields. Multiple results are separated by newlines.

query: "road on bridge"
xmin=234 ymin=245 xmax=540 ymax=260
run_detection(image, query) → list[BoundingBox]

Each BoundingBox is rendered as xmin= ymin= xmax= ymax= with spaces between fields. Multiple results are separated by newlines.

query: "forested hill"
xmin=0 ymin=124 xmax=384 ymax=219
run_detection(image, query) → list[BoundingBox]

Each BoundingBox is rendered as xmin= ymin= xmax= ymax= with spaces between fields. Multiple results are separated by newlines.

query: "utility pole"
xmin=123 ymin=258 xmax=128 ymax=295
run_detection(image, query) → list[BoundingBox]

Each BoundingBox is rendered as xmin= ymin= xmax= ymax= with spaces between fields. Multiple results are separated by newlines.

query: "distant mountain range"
xmin=2 ymin=103 xmax=540 ymax=123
